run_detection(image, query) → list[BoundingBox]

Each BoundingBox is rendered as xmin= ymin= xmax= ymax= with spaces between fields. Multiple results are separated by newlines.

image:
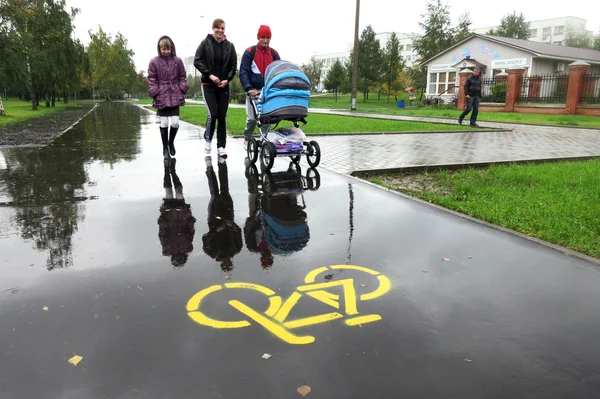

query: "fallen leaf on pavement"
xmin=360 ymin=284 xmax=366 ymax=287
xmin=225 ymin=275 xmax=232 ymax=280
xmin=68 ymin=355 xmax=83 ymax=366
xmin=464 ymin=358 xmax=473 ymax=363
xmin=136 ymin=285 xmax=143 ymax=291
xmin=468 ymin=256 xmax=473 ymax=259
xmin=42 ymin=306 xmax=49 ymax=311
xmin=297 ymin=385 xmax=311 ymax=396
xmin=443 ymin=258 xmax=450 ymax=261
xmin=261 ymin=353 xmax=272 ymax=360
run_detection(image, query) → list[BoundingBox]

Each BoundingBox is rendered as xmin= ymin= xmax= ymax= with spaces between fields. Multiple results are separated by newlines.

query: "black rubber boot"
xmin=169 ymin=126 xmax=179 ymax=156
xmin=160 ymin=127 xmax=170 ymax=159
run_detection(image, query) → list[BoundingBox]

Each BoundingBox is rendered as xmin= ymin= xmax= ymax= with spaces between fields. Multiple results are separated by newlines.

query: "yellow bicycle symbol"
xmin=186 ymin=265 xmax=391 ymax=344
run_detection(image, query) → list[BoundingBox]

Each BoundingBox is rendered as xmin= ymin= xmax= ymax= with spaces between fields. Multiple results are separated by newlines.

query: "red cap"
xmin=257 ymin=25 xmax=272 ymax=39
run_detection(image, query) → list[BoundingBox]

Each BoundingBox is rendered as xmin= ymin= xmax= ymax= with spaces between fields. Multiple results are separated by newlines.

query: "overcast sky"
xmin=65 ymin=0 xmax=600 ymax=72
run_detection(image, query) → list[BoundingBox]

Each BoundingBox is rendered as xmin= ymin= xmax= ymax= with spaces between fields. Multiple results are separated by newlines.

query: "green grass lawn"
xmin=143 ymin=103 xmax=471 ymax=134
xmin=371 ymin=160 xmax=600 ymax=259
xmin=138 ymin=94 xmax=600 ymax=129
xmin=0 ymin=99 xmax=82 ymax=127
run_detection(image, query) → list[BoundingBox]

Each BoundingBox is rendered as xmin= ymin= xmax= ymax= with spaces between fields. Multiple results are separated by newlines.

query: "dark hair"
xmin=212 ymin=18 xmax=225 ymax=29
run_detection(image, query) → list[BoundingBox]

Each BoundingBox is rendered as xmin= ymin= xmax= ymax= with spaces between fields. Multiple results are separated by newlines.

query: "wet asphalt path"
xmin=1 ymin=102 xmax=600 ymax=398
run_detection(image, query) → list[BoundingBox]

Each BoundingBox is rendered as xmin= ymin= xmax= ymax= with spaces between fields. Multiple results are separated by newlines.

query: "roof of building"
xmin=423 ymin=34 xmax=600 ymax=65
xmin=451 ymin=58 xmax=487 ymax=68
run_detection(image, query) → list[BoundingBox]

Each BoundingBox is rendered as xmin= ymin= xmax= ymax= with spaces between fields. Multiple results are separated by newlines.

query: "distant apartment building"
xmin=183 ymin=56 xmax=197 ymax=78
xmin=313 ymin=31 xmax=419 ymax=91
xmin=473 ymin=16 xmax=593 ymax=46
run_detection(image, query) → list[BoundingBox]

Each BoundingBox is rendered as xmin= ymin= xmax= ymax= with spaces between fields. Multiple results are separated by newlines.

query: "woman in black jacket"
xmin=194 ymin=18 xmax=237 ymax=159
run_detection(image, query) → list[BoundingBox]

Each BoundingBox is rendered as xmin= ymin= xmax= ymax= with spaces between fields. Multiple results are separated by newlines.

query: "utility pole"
xmin=351 ymin=0 xmax=360 ymax=111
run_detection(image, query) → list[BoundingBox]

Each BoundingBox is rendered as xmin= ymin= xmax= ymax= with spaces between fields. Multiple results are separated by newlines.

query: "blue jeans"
xmin=459 ymin=96 xmax=480 ymax=125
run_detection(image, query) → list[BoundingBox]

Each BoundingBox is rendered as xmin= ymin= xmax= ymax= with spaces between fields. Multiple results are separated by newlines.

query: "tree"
xmin=346 ymin=25 xmax=383 ymax=101
xmin=87 ymin=27 xmax=137 ymax=100
xmin=565 ymin=28 xmax=600 ymax=50
xmin=301 ymin=57 xmax=324 ymax=91
xmin=408 ymin=65 xmax=427 ymax=100
xmin=382 ymin=32 xmax=404 ymax=101
xmin=454 ymin=12 xmax=472 ymax=42
xmin=487 ymin=11 xmax=530 ymax=40
xmin=324 ymin=59 xmax=347 ymax=101
xmin=412 ymin=0 xmax=455 ymax=63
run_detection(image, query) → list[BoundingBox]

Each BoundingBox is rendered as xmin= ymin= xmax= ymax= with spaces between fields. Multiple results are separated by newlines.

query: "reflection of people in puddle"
xmin=158 ymin=159 xmax=196 ymax=267
xmin=202 ymin=157 xmax=243 ymax=272
xmin=244 ymin=192 xmax=274 ymax=269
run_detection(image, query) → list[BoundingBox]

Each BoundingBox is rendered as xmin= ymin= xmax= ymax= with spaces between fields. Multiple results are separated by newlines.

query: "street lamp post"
xmin=350 ymin=0 xmax=360 ymax=111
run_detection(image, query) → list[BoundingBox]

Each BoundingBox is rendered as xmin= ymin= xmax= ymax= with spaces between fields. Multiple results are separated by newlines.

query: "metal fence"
xmin=480 ymin=78 xmax=507 ymax=103
xmin=518 ymin=74 xmax=569 ymax=103
xmin=581 ymin=73 xmax=600 ymax=104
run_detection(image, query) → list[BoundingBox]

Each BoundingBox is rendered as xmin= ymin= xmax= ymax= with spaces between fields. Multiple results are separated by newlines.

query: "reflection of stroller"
xmin=245 ymin=60 xmax=321 ymax=170
xmin=244 ymin=159 xmax=320 ymax=265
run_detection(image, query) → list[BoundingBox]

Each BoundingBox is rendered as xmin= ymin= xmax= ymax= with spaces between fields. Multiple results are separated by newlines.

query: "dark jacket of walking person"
xmin=459 ymin=67 xmax=482 ymax=127
xmin=148 ymin=35 xmax=189 ymax=159
xmin=194 ymin=18 xmax=237 ymax=159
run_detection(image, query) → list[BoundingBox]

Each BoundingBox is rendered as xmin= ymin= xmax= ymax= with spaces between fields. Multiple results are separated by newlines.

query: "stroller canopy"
xmin=259 ymin=61 xmax=311 ymax=123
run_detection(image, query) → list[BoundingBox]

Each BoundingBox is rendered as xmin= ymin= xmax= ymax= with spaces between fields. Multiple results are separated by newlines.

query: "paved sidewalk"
xmin=308 ymin=110 xmax=600 ymax=173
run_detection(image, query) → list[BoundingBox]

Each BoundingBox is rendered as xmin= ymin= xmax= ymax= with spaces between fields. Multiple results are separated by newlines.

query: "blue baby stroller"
xmin=246 ymin=60 xmax=321 ymax=170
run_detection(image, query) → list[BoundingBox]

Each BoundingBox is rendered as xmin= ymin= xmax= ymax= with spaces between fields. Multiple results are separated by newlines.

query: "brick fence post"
xmin=565 ymin=60 xmax=590 ymax=115
xmin=457 ymin=68 xmax=472 ymax=110
xmin=504 ymin=66 xmax=525 ymax=112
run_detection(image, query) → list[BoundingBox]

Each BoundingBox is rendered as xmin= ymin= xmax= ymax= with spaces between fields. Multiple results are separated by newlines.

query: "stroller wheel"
xmin=262 ymin=172 xmax=275 ymax=194
xmin=247 ymin=138 xmax=259 ymax=163
xmin=306 ymin=140 xmax=321 ymax=168
xmin=261 ymin=141 xmax=276 ymax=170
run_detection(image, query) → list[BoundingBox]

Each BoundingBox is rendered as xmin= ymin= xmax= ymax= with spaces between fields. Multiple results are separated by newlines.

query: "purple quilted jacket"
xmin=148 ymin=36 xmax=189 ymax=109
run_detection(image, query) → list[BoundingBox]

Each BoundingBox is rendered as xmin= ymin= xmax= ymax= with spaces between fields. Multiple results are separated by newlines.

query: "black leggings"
xmin=202 ymin=84 xmax=230 ymax=148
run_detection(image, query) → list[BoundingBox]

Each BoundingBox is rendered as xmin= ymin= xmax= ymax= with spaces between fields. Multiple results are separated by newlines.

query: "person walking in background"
xmin=458 ymin=67 xmax=481 ymax=127
xmin=194 ymin=18 xmax=237 ymax=158
xmin=239 ymin=25 xmax=280 ymax=149
xmin=148 ymin=36 xmax=189 ymax=159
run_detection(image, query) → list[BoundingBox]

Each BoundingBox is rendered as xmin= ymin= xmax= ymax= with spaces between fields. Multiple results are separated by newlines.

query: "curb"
xmin=0 ymin=103 xmax=98 ymax=149
xmin=350 ymin=156 xmax=600 ymax=176
xmin=321 ymin=165 xmax=600 ymax=267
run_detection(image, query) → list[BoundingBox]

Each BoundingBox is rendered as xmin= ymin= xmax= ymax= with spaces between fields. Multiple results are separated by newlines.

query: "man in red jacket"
xmin=239 ymin=25 xmax=281 ymax=148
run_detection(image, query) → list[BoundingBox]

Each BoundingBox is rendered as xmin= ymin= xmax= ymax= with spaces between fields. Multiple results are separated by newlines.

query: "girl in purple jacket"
xmin=148 ymin=36 xmax=189 ymax=159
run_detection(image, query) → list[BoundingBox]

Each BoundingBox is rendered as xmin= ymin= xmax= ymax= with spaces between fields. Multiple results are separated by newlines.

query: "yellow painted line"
xmin=284 ymin=312 xmax=344 ymax=329
xmin=229 ymin=300 xmax=315 ymax=345
xmin=186 ymin=285 xmax=222 ymax=311
xmin=306 ymin=290 xmax=340 ymax=309
xmin=331 ymin=265 xmax=380 ymax=275
xmin=341 ymin=279 xmax=358 ymax=315
xmin=265 ymin=296 xmax=283 ymax=317
xmin=188 ymin=311 xmax=251 ymax=328
xmin=303 ymin=266 xmax=329 ymax=284
xmin=297 ymin=279 xmax=349 ymax=292
xmin=224 ymin=282 xmax=276 ymax=296
xmin=274 ymin=292 xmax=302 ymax=322
xmin=345 ymin=314 xmax=382 ymax=326
xmin=360 ymin=275 xmax=391 ymax=301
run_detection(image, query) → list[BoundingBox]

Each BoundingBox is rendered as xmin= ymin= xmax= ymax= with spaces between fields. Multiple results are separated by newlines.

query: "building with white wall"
xmin=422 ymin=33 xmax=600 ymax=100
xmin=473 ymin=16 xmax=593 ymax=46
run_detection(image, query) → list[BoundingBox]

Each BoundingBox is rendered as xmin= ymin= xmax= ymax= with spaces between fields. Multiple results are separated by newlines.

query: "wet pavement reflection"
xmin=1 ymin=102 xmax=600 ymax=399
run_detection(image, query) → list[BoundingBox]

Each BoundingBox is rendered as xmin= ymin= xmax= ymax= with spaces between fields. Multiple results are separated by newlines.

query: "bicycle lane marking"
xmin=186 ymin=265 xmax=393 ymax=344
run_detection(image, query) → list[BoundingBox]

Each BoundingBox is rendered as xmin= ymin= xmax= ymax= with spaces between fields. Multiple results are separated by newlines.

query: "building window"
xmin=406 ymin=44 xmax=412 ymax=51
xmin=399 ymin=45 xmax=404 ymax=51
xmin=542 ymin=27 xmax=551 ymax=38
xmin=554 ymin=26 xmax=564 ymax=35
xmin=529 ymin=29 xmax=537 ymax=38
xmin=429 ymin=72 xmax=457 ymax=95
